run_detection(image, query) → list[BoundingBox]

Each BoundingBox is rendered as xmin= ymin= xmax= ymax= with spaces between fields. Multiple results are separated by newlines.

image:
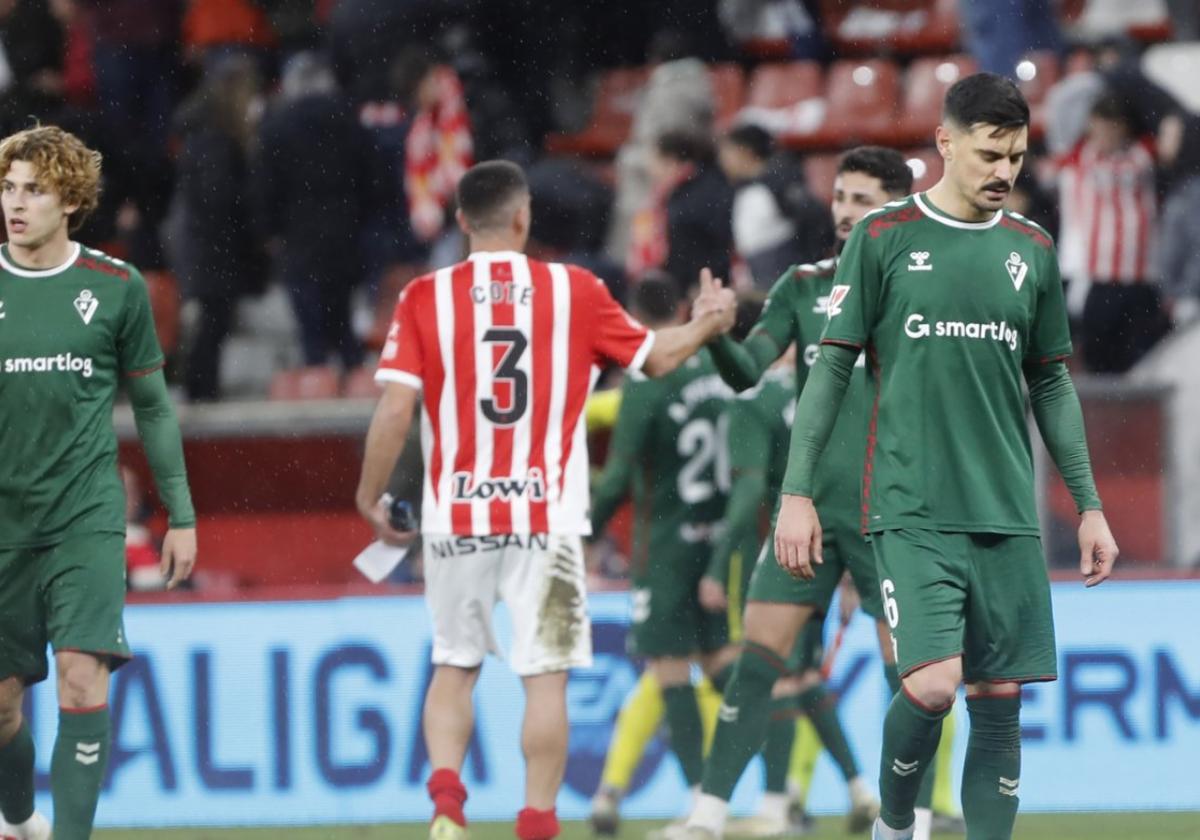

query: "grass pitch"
xmin=93 ymin=812 xmax=1200 ymax=839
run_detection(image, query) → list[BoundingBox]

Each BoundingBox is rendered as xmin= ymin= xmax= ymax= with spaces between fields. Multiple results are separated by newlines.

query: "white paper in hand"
xmin=353 ymin=540 xmax=409 ymax=583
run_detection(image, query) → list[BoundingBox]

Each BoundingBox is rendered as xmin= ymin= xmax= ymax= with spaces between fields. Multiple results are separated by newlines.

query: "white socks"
xmin=757 ymin=791 xmax=789 ymax=824
xmin=689 ymin=792 xmax=730 ymax=834
xmin=913 ymin=806 xmax=933 ymax=840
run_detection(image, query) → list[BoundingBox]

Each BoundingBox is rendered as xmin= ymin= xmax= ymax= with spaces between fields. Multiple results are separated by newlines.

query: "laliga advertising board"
xmin=17 ymin=582 xmax=1200 ymax=827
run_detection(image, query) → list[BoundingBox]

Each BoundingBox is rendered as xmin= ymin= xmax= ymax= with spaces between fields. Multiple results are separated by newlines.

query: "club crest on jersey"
xmin=907 ymin=251 xmax=932 ymax=271
xmin=73 ymin=289 xmax=98 ymax=324
xmin=1005 ymin=251 xmax=1028 ymax=291
xmin=827 ymin=284 xmax=851 ymax=317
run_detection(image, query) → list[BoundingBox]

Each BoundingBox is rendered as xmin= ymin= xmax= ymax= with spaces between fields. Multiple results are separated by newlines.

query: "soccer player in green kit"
xmin=0 ymin=125 xmax=196 ymax=839
xmin=589 ymin=272 xmax=739 ymax=821
xmin=668 ymin=147 xmax=913 ymax=840
xmin=774 ymin=74 xmax=1119 ymax=840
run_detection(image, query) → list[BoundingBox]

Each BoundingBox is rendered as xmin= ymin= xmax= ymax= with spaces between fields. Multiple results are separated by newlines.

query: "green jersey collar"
xmin=914 ymin=192 xmax=1002 ymax=230
xmin=0 ymin=241 xmax=81 ymax=277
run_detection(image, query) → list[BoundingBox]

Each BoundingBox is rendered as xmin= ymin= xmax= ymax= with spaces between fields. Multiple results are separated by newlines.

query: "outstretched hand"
xmin=692 ymin=267 xmax=736 ymax=334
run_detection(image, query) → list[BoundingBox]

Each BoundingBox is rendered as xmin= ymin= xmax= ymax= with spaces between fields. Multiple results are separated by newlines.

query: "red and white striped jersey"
xmin=1057 ymin=138 xmax=1156 ymax=284
xmin=376 ymin=250 xmax=654 ymax=536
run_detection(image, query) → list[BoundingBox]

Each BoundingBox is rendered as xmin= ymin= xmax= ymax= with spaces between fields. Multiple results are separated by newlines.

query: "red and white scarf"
xmin=404 ymin=66 xmax=473 ymax=243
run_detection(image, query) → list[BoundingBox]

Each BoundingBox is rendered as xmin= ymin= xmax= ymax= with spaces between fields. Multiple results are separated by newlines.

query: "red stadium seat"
xmin=803 ymin=152 xmax=842 ymax=205
xmin=822 ymin=0 xmax=959 ymax=56
xmin=342 ymin=366 xmax=381 ymax=399
xmin=903 ymin=147 xmax=944 ymax=194
xmin=269 ymin=366 xmax=340 ymax=401
xmin=811 ymin=59 xmax=902 ymax=148
xmin=896 ymin=54 xmax=977 ymax=146
xmin=544 ymin=67 xmax=651 ymax=157
xmin=709 ymin=63 xmax=747 ymax=128
xmin=746 ymin=61 xmax=824 ymax=110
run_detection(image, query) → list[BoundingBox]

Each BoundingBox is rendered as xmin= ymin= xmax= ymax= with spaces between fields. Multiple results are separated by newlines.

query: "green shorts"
xmin=0 ymin=531 xmax=132 ymax=684
xmin=873 ymin=529 xmax=1057 ymax=684
xmin=630 ymin=549 xmax=727 ymax=658
xmin=747 ymin=517 xmax=884 ymax=621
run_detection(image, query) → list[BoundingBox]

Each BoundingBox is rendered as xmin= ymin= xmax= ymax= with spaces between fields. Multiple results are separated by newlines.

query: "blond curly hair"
xmin=0 ymin=125 xmax=102 ymax=232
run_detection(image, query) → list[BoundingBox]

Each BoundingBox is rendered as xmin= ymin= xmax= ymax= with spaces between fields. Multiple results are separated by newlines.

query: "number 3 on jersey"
xmin=677 ymin=415 xmax=731 ymax=504
xmin=481 ymin=327 xmax=528 ymax=425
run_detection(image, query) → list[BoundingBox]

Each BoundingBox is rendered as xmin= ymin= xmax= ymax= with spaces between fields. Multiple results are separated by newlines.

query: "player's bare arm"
xmin=641 ymin=268 xmax=735 ymax=377
xmin=355 ymin=382 xmax=420 ymax=546
xmin=1079 ymin=509 xmax=1119 ymax=587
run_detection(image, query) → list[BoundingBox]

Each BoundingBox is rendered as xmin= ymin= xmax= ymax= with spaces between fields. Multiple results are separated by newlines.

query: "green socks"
xmin=0 ymin=720 xmax=35 ymax=824
xmin=882 ymin=665 xmax=938 ymax=810
xmin=700 ymin=643 xmax=785 ymax=800
xmin=797 ymin=684 xmax=859 ymax=781
xmin=762 ymin=699 xmax=796 ymax=793
xmin=662 ymin=684 xmax=705 ymax=786
xmin=52 ymin=706 xmax=111 ymax=840
xmin=962 ymin=694 xmax=1021 ymax=840
xmin=878 ymin=690 xmax=950 ymax=830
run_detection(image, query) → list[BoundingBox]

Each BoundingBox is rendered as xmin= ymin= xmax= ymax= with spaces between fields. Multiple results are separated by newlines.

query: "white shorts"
xmin=422 ymin=533 xmax=592 ymax=676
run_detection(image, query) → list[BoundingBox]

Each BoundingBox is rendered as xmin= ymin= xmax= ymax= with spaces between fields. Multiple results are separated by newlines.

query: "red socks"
xmin=427 ymin=768 xmax=468 ymax=827
xmin=515 ymin=807 xmax=559 ymax=840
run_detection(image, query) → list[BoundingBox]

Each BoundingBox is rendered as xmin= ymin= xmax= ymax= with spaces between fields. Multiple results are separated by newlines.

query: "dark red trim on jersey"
xmin=59 ymin=702 xmax=109 ymax=714
xmin=1029 ymin=352 xmax=1071 ymax=365
xmin=820 ymin=338 xmax=863 ymax=351
xmin=75 ymin=255 xmax=130 ymax=280
xmin=867 ymin=205 xmax=923 ymax=239
xmin=861 ymin=344 xmax=882 ymax=535
xmin=743 ymin=641 xmax=790 ymax=674
xmin=999 ymin=215 xmax=1053 ymax=250
xmin=124 ymin=360 xmax=165 ymax=378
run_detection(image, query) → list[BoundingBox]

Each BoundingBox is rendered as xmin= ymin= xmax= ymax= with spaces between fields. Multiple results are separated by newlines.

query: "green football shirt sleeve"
xmin=709 ymin=270 xmax=794 ymax=390
xmin=1025 ymin=249 xmax=1074 ymax=363
xmin=707 ymin=398 xmax=770 ymax=582
xmin=117 ymin=269 xmax=166 ymax=376
xmin=820 ymin=225 xmax=883 ymax=350
xmin=127 ymin=370 xmax=196 ymax=528
xmin=589 ymin=378 xmax=659 ymax=537
xmin=1025 ymin=360 xmax=1102 ymax=512
xmin=779 ymin=343 xmax=858 ymax=496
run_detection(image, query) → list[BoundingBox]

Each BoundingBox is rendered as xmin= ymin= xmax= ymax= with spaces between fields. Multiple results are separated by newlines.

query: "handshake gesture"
xmin=691 ymin=267 xmax=737 ymax=335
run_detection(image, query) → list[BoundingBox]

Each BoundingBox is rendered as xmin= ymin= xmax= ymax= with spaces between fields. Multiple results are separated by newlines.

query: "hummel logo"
xmin=892 ymin=758 xmax=920 ymax=777
xmin=0 ymin=301 xmax=5 ymax=319
xmin=1005 ymin=251 xmax=1028 ymax=291
xmin=718 ymin=703 xmax=739 ymax=723
xmin=74 ymin=289 xmax=98 ymax=324
xmin=75 ymin=741 xmax=100 ymax=765
xmin=908 ymin=251 xmax=932 ymax=271
xmin=999 ymin=776 xmax=1019 ymax=797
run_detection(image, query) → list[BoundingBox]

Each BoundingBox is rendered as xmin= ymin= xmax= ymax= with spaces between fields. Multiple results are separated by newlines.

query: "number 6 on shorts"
xmin=881 ymin=578 xmax=899 ymax=628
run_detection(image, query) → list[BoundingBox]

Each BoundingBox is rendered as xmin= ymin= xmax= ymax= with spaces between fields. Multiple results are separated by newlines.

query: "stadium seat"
xmin=809 ymin=58 xmax=901 ymax=148
xmin=709 ymin=63 xmax=747 ymax=128
xmin=896 ymin=54 xmax=977 ymax=146
xmin=822 ymin=0 xmax=959 ymax=56
xmin=269 ymin=366 xmax=340 ymax=401
xmin=1016 ymin=51 xmax=1061 ymax=140
xmin=342 ymin=366 xmax=381 ymax=399
xmin=803 ymin=152 xmax=841 ymax=205
xmin=739 ymin=61 xmax=826 ymax=138
xmin=903 ymin=147 xmax=944 ymax=194
xmin=544 ymin=66 xmax=650 ymax=157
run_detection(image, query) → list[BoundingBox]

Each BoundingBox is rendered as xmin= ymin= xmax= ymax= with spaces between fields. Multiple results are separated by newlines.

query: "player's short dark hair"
xmin=632 ymin=271 xmax=683 ymax=325
xmin=456 ymin=160 xmax=529 ymax=231
xmin=723 ymin=124 xmax=774 ymax=161
xmin=1089 ymin=90 xmax=1135 ymax=128
xmin=943 ymin=72 xmax=1030 ymax=133
xmin=837 ymin=146 xmax=913 ymax=197
xmin=656 ymin=129 xmax=714 ymax=164
xmin=732 ymin=292 xmax=766 ymax=342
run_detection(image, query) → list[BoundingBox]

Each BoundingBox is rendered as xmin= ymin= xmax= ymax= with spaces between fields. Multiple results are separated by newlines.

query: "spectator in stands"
xmin=254 ymin=51 xmax=367 ymax=372
xmin=1155 ymin=114 xmax=1200 ymax=327
xmin=717 ymin=123 xmax=832 ymax=287
xmin=628 ymin=129 xmax=733 ymax=293
xmin=1057 ymin=90 xmax=1169 ymax=373
xmin=959 ymin=0 xmax=1064 ymax=78
xmin=180 ymin=0 xmax=277 ymax=74
xmin=169 ymin=55 xmax=266 ymax=401
xmin=0 ymin=0 xmax=67 ymax=125
xmin=390 ymin=43 xmax=473 ymax=269
xmin=607 ymin=29 xmax=716 ymax=263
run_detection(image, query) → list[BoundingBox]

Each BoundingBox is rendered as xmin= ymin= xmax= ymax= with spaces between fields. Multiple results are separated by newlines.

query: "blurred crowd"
xmin=0 ymin=0 xmax=1197 ymax=406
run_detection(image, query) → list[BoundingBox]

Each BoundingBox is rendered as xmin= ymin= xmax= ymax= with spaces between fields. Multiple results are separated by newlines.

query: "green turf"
xmin=92 ymin=812 xmax=1200 ymax=840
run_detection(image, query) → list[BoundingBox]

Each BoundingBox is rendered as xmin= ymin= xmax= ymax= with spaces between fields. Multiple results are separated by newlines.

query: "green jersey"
xmin=749 ymin=259 xmax=869 ymax=531
xmin=819 ymin=192 xmax=1073 ymax=534
xmin=0 ymin=243 xmax=165 ymax=547
xmin=590 ymin=350 xmax=733 ymax=570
